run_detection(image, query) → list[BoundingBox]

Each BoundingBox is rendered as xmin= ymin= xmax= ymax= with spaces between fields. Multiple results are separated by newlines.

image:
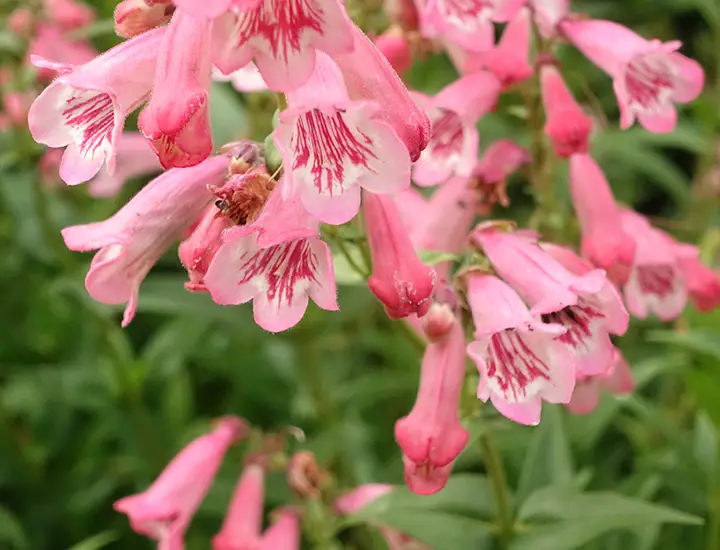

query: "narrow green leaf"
xmin=648 ymin=329 xmax=720 ymax=360
xmin=66 ymin=531 xmax=118 ymax=550
xmin=0 ymin=506 xmax=28 ymax=550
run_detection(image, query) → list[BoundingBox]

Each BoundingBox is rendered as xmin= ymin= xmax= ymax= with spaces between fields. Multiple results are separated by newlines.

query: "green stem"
xmin=336 ymin=237 xmax=371 ymax=278
xmin=480 ymin=432 xmax=514 ymax=546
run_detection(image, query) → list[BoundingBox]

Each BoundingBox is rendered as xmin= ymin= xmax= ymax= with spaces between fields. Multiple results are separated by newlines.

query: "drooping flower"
xmin=486 ymin=7 xmax=533 ymax=89
xmin=560 ymin=19 xmax=704 ymax=133
xmin=566 ymin=347 xmax=635 ymax=415
xmin=569 ymin=153 xmax=636 ymax=271
xmin=61 ymin=154 xmax=229 ymax=326
xmin=139 ymin=11 xmax=214 ymax=169
xmin=115 ymin=417 xmax=247 ymax=550
xmin=28 ymin=27 xmax=164 ymax=185
xmin=258 ymin=509 xmax=300 ymax=550
xmin=273 ymin=53 xmax=412 ymax=224
xmin=114 ymin=0 xmax=175 ymax=38
xmin=204 ymin=179 xmax=338 ymax=332
xmin=412 ymin=71 xmax=501 ymax=186
xmin=363 ymin=191 xmax=436 ymax=318
xmin=474 ymin=227 xmax=628 ymax=375
xmin=465 ymin=273 xmax=575 ymax=425
xmin=680 ymin=256 xmax=720 ymax=312
xmin=540 ymin=64 xmax=593 ymax=158
xmin=395 ymin=317 xmax=469 ymax=494
xmin=212 ymin=0 xmax=354 ymax=91
xmin=213 ymin=464 xmax=265 ymax=550
xmin=374 ymin=28 xmax=412 ymax=75
xmin=472 ymin=139 xmax=530 ymax=213
xmin=27 ymin=24 xmax=98 ymax=82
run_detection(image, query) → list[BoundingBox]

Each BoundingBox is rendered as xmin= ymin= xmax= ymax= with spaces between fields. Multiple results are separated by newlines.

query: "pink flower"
xmin=560 ymin=19 xmax=704 ymax=133
xmin=8 ymin=8 xmax=33 ymax=36
xmin=39 ymin=149 xmax=64 ymax=188
xmin=259 ymin=509 xmax=300 ymax=550
xmin=273 ymin=53 xmax=411 ymax=224
xmin=28 ymin=28 xmax=163 ymax=185
xmin=114 ymin=0 xmax=175 ymax=39
xmin=27 ymin=24 xmax=98 ymax=82
xmin=680 ymin=256 xmax=720 ymax=312
xmin=204 ymin=180 xmax=338 ymax=332
xmin=44 ymin=0 xmax=96 ymax=31
xmin=173 ymin=0 xmax=259 ymax=19
xmin=529 ymin=0 xmax=569 ymax=38
xmin=212 ymin=0 xmax=354 ymax=91
xmin=374 ymin=29 xmax=412 ymax=75
xmin=114 ymin=417 xmax=246 ymax=550
xmin=473 ymin=139 xmax=530 ymax=212
xmin=330 ymin=22 xmax=431 ymax=162
xmin=569 ymin=153 xmax=636 ymax=271
xmin=395 ymin=318 xmax=469 ymax=494
xmin=363 ymin=191 xmax=436 ymax=318
xmin=87 ymin=132 xmax=162 ymax=198
xmin=474 ymin=227 xmax=628 ymax=376
xmin=212 ymin=64 xmax=268 ymax=93
xmin=2 ymin=91 xmax=35 ymax=127
xmin=139 ymin=11 xmax=213 ymax=169
xmin=384 ymin=0 xmax=420 ymax=30
xmin=540 ymin=64 xmax=592 ymax=158
xmin=61 ymin=155 xmax=229 ymax=326
xmin=213 ymin=464 xmax=265 ymax=550
xmin=566 ymin=348 xmax=634 ymax=415
xmin=412 ymin=71 xmax=501 ymax=186
xmin=486 ymin=8 xmax=533 ymax=89
xmin=465 ymin=273 xmax=575 ymax=426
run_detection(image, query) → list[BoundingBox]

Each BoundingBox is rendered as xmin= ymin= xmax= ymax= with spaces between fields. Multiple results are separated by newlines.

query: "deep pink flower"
xmin=258 ymin=509 xmax=300 ymax=550
xmin=486 ymin=7 xmax=533 ymax=89
xmin=28 ymin=28 xmax=163 ymax=185
xmin=139 ymin=11 xmax=213 ymax=169
xmin=114 ymin=0 xmax=175 ymax=38
xmin=569 ymin=153 xmax=636 ymax=271
xmin=363 ymin=191 xmax=436 ymax=318
xmin=213 ymin=464 xmax=265 ymax=550
xmin=61 ymin=155 xmax=229 ymax=326
xmin=44 ymin=0 xmax=96 ymax=31
xmin=474 ymin=227 xmax=628 ymax=376
xmin=375 ymin=30 xmax=412 ymax=75
xmin=680 ymin=256 xmax=720 ymax=312
xmin=560 ymin=19 xmax=704 ymax=133
xmin=529 ymin=0 xmax=569 ymax=38
xmin=114 ymin=417 xmax=246 ymax=550
xmin=212 ymin=0 xmax=354 ymax=91
xmin=204 ymin=180 xmax=338 ymax=332
xmin=273 ymin=53 xmax=411 ymax=224
xmin=466 ymin=273 xmax=575 ymax=425
xmin=395 ymin=318 xmax=469 ymax=494
xmin=566 ymin=348 xmax=634 ymax=415
xmin=413 ymin=71 xmax=501 ymax=186
xmin=540 ymin=64 xmax=592 ymax=158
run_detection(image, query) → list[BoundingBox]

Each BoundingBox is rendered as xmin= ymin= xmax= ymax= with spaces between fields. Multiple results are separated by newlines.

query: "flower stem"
xmin=480 ymin=432 xmax=514 ymax=546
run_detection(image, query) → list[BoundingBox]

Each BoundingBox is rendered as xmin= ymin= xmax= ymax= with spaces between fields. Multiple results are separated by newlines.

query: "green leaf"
xmin=516 ymin=405 xmax=573 ymax=504
xmin=0 ymin=506 xmax=28 ymax=550
xmin=417 ymin=250 xmax=458 ymax=266
xmin=65 ymin=531 xmax=118 ymax=550
xmin=648 ymin=329 xmax=720 ymax=360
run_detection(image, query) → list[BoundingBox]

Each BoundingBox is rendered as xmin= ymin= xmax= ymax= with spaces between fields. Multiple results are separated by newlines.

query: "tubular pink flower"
xmin=540 ymin=64 xmax=592 ymax=158
xmin=412 ymin=71 xmax=501 ymax=186
xmin=474 ymin=139 xmax=530 ymax=185
xmin=364 ymin=191 xmax=437 ymax=319
xmin=486 ymin=7 xmax=533 ymax=89
xmin=44 ymin=0 xmax=96 ymax=31
xmin=274 ymin=53 xmax=411 ymax=225
xmin=114 ymin=417 xmax=246 ymax=550
xmin=330 ymin=22 xmax=431 ymax=162
xmin=212 ymin=464 xmax=265 ymax=550
xmin=114 ymin=0 xmax=175 ymax=39
xmin=204 ymin=181 xmax=338 ymax=332
xmin=680 ymin=256 xmax=720 ymax=312
xmin=139 ymin=12 xmax=214 ymax=169
xmin=174 ymin=0 xmax=260 ymax=19
xmin=61 ymin=155 xmax=229 ymax=326
xmin=259 ymin=509 xmax=300 ymax=550
xmin=529 ymin=0 xmax=569 ymax=38
xmin=566 ymin=347 xmax=634 ymax=415
xmin=28 ymin=28 xmax=164 ymax=185
xmin=27 ymin=25 xmax=98 ymax=82
xmin=466 ymin=273 xmax=575 ymax=425
xmin=212 ymin=0 xmax=354 ymax=91
xmin=569 ymin=153 xmax=636 ymax=270
xmin=87 ymin=132 xmax=162 ymax=198
xmin=395 ymin=319 xmax=469 ymax=494
xmin=474 ymin=227 xmax=628 ymax=376
xmin=560 ymin=19 xmax=704 ymax=133
xmin=374 ymin=30 xmax=412 ymax=75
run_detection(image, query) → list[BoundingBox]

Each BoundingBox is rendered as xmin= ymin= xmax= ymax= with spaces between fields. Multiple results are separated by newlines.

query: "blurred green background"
xmin=1 ymin=0 xmax=720 ymax=549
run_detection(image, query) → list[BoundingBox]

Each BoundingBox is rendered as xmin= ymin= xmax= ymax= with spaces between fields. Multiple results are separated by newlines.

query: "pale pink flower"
xmin=213 ymin=464 xmax=265 ymax=550
xmin=680 ymin=256 xmax=720 ymax=312
xmin=395 ymin=318 xmax=469 ymax=494
xmin=61 ymin=155 xmax=229 ymax=326
xmin=87 ymin=132 xmax=162 ymax=198
xmin=413 ymin=71 xmax=501 ymax=186
xmin=375 ymin=30 xmax=412 ymax=75
xmin=139 ymin=11 xmax=213 ymax=169
xmin=443 ymin=39 xmax=488 ymax=76
xmin=474 ymin=227 xmax=628 ymax=376
xmin=173 ymin=0 xmax=259 ymax=19
xmin=560 ymin=19 xmax=704 ymax=133
xmin=44 ymin=0 xmax=96 ymax=31
xmin=566 ymin=348 xmax=634 ymax=415
xmin=27 ymin=24 xmax=98 ymax=82
xmin=529 ymin=0 xmax=569 ymax=38
xmin=363 ymin=191 xmax=436 ymax=319
xmin=114 ymin=417 xmax=246 ymax=550
xmin=259 ymin=509 xmax=300 ymax=550
xmin=212 ymin=0 xmax=354 ymax=91
xmin=114 ymin=0 xmax=175 ymax=39
xmin=569 ymin=153 xmax=636 ymax=271
xmin=28 ymin=28 xmax=164 ymax=185
xmin=486 ymin=7 xmax=533 ymax=89
xmin=204 ymin=180 xmax=338 ymax=332
xmin=274 ymin=53 xmax=411 ymax=225
xmin=466 ymin=273 xmax=575 ymax=426
xmin=540 ymin=64 xmax=592 ymax=158
xmin=212 ymin=64 xmax=267 ymax=93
